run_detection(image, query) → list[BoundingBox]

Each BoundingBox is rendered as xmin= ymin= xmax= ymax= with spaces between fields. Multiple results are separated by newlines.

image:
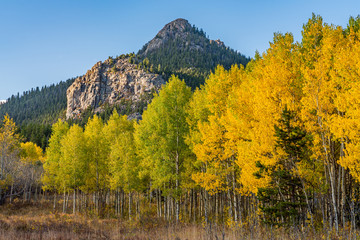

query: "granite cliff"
xmin=66 ymin=56 xmax=164 ymax=119
xmin=65 ymin=18 xmax=249 ymax=120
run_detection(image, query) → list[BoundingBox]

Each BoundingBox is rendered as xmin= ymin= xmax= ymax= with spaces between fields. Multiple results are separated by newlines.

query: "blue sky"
xmin=0 ymin=0 xmax=359 ymax=100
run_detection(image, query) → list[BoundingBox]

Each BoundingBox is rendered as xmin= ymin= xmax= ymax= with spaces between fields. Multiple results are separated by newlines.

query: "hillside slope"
xmin=0 ymin=78 xmax=74 ymax=125
xmin=137 ymin=18 xmax=250 ymax=88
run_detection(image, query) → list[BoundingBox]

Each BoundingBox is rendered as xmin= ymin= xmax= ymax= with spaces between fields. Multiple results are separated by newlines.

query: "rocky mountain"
xmin=140 ymin=18 xmax=195 ymax=55
xmin=66 ymin=18 xmax=249 ymax=120
xmin=2 ymin=18 xmax=249 ymax=126
xmin=66 ymin=55 xmax=164 ymax=119
xmin=137 ymin=18 xmax=250 ymax=88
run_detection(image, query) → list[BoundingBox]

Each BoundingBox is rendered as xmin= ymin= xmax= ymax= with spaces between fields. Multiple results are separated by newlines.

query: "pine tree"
xmin=257 ymin=107 xmax=312 ymax=227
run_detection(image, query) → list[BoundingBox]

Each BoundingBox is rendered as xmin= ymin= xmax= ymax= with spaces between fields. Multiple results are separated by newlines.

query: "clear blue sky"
xmin=0 ymin=0 xmax=359 ymax=100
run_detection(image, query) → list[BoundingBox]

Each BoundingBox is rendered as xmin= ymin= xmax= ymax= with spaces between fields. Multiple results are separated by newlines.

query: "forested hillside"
xmin=0 ymin=78 xmax=75 ymax=125
xmin=0 ymin=79 xmax=75 ymax=149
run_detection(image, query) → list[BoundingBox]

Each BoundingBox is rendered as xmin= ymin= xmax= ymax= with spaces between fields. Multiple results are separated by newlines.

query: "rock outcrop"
xmin=66 ymin=57 xmax=164 ymax=119
xmin=66 ymin=18 xmax=249 ymax=120
xmin=141 ymin=18 xmax=193 ymax=55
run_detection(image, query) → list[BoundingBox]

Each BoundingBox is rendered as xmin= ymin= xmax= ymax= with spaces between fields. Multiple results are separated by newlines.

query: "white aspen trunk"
xmin=53 ymin=192 xmax=57 ymax=211
xmin=156 ymin=189 xmax=159 ymax=217
xmin=10 ymin=181 xmax=14 ymax=204
xmin=204 ymin=190 xmax=209 ymax=225
xmin=0 ymin=145 xmax=6 ymax=205
xmin=193 ymin=190 xmax=196 ymax=223
xmin=328 ymin=161 xmax=339 ymax=232
xmin=137 ymin=192 xmax=140 ymax=220
xmin=163 ymin=193 xmax=167 ymax=219
xmin=34 ymin=185 xmax=38 ymax=202
xmin=238 ymin=194 xmax=242 ymax=226
xmin=73 ymin=190 xmax=76 ymax=214
xmin=317 ymin=114 xmax=339 ymax=232
xmin=232 ymin=169 xmax=238 ymax=222
xmin=121 ymin=190 xmax=124 ymax=218
xmin=66 ymin=191 xmax=69 ymax=212
xmin=175 ymin=150 xmax=180 ymax=222
xmin=167 ymin=195 xmax=171 ymax=220
xmin=28 ymin=184 xmax=32 ymax=202
xmin=77 ymin=189 xmax=80 ymax=213
xmin=226 ymin=177 xmax=233 ymax=220
xmin=340 ymin=140 xmax=346 ymax=228
xmin=128 ymin=192 xmax=132 ymax=220
xmin=23 ymin=182 xmax=27 ymax=202
xmin=114 ymin=190 xmax=118 ymax=216
xmin=63 ymin=190 xmax=66 ymax=213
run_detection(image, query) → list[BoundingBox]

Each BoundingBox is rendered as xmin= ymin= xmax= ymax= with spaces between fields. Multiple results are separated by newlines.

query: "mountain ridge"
xmin=1 ymin=18 xmax=250 ymax=126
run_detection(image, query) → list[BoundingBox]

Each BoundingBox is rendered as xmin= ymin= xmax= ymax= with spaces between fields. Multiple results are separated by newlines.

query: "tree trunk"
xmin=73 ymin=189 xmax=76 ymax=215
xmin=137 ymin=192 xmax=140 ymax=220
xmin=63 ymin=190 xmax=66 ymax=213
xmin=175 ymin=151 xmax=180 ymax=222
xmin=328 ymin=162 xmax=339 ymax=232
xmin=53 ymin=192 xmax=57 ymax=211
xmin=128 ymin=192 xmax=132 ymax=220
xmin=232 ymin=169 xmax=238 ymax=222
xmin=10 ymin=181 xmax=14 ymax=204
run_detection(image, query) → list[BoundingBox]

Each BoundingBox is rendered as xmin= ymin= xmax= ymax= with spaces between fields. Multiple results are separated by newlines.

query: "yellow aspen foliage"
xmin=20 ymin=142 xmax=44 ymax=165
xmin=42 ymin=119 xmax=69 ymax=191
xmin=329 ymin=24 xmax=360 ymax=181
xmin=59 ymin=124 xmax=86 ymax=191
xmin=190 ymin=65 xmax=243 ymax=194
xmin=83 ymin=115 xmax=109 ymax=193
xmin=226 ymin=33 xmax=302 ymax=194
xmin=0 ymin=114 xmax=20 ymax=190
xmin=103 ymin=110 xmax=141 ymax=193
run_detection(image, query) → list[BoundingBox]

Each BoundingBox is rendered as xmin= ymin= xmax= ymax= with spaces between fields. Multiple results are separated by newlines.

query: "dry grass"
xmin=0 ymin=202 xmax=357 ymax=239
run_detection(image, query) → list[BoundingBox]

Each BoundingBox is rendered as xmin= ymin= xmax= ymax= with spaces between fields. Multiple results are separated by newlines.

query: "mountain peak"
xmin=140 ymin=18 xmax=194 ymax=56
xmin=159 ymin=18 xmax=192 ymax=35
xmin=137 ymin=18 xmax=249 ymax=88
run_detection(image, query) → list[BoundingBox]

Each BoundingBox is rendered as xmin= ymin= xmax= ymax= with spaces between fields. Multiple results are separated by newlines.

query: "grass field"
xmin=0 ymin=201 xmax=356 ymax=240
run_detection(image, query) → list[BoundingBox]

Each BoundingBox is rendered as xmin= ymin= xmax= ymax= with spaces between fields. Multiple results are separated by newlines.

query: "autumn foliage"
xmin=2 ymin=14 xmax=360 ymax=237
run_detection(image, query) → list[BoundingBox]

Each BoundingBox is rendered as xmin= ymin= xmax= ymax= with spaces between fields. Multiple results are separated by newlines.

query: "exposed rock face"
xmin=210 ymin=39 xmax=225 ymax=47
xmin=141 ymin=18 xmax=196 ymax=55
xmin=66 ymin=57 xmax=164 ymax=119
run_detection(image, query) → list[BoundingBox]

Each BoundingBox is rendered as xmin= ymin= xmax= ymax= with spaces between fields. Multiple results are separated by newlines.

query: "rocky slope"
xmin=137 ymin=18 xmax=249 ymax=88
xmin=66 ymin=18 xmax=249 ymax=119
xmin=140 ymin=18 xmax=226 ymax=56
xmin=66 ymin=56 xmax=164 ymax=119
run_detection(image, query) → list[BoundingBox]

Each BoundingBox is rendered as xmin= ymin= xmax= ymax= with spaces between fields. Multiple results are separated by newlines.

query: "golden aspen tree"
xmin=103 ymin=110 xmax=139 ymax=192
xmin=83 ymin=115 xmax=109 ymax=214
xmin=299 ymin=14 xmax=348 ymax=231
xmin=329 ymin=22 xmax=360 ymax=181
xmin=227 ymin=32 xmax=303 ymax=194
xmin=191 ymin=66 xmax=241 ymax=193
xmin=59 ymin=124 xmax=86 ymax=213
xmin=188 ymin=65 xmax=244 ymax=224
xmin=42 ymin=119 xmax=69 ymax=192
xmin=19 ymin=142 xmax=44 ymax=202
xmin=0 ymin=114 xmax=20 ymax=204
